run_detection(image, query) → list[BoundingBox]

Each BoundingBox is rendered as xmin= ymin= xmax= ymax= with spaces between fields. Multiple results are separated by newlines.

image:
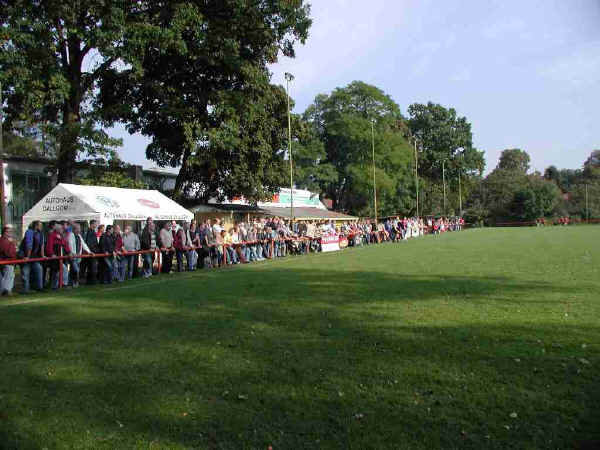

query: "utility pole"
xmin=371 ymin=119 xmax=377 ymax=223
xmin=414 ymin=138 xmax=419 ymax=217
xmin=285 ymin=73 xmax=294 ymax=221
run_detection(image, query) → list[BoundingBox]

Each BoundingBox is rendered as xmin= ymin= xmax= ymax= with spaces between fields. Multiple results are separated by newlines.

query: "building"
xmin=189 ymin=188 xmax=357 ymax=228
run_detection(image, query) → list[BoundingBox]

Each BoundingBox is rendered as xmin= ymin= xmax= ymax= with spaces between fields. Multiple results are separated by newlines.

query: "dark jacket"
xmin=100 ymin=232 xmax=115 ymax=254
xmin=140 ymin=227 xmax=156 ymax=250
xmin=85 ymin=228 xmax=101 ymax=253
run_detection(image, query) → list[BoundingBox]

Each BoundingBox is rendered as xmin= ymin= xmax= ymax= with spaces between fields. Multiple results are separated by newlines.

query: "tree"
xmin=291 ymin=115 xmax=337 ymax=193
xmin=302 ymin=81 xmax=413 ymax=216
xmin=473 ymin=149 xmax=532 ymax=222
xmin=0 ymin=0 xmax=137 ymax=181
xmin=97 ymin=1 xmax=311 ymax=201
xmin=510 ymin=176 xmax=561 ymax=220
xmin=407 ymin=102 xmax=485 ymax=180
xmin=497 ymin=149 xmax=530 ymax=173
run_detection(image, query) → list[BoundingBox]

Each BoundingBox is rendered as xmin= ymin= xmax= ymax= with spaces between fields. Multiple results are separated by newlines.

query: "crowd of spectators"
xmin=0 ymin=215 xmax=465 ymax=296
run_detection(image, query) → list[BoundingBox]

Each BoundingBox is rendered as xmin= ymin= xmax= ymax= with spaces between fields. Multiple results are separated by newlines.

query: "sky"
xmin=114 ymin=0 xmax=600 ymax=174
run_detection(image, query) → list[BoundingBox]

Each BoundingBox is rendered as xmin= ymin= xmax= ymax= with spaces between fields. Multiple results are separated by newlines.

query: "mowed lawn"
xmin=1 ymin=228 xmax=599 ymax=450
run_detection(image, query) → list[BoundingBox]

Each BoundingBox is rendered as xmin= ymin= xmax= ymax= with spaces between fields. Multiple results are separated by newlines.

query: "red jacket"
xmin=174 ymin=228 xmax=185 ymax=250
xmin=114 ymin=233 xmax=123 ymax=252
xmin=0 ymin=236 xmax=17 ymax=260
xmin=45 ymin=231 xmax=71 ymax=257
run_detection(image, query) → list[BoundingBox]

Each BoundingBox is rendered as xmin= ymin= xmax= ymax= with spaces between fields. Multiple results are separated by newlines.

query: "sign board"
xmin=321 ymin=234 xmax=340 ymax=252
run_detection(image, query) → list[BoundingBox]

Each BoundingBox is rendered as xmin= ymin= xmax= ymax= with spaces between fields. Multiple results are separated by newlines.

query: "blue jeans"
xmin=21 ymin=261 xmax=43 ymax=291
xmin=50 ymin=263 xmax=69 ymax=289
xmin=70 ymin=259 xmax=81 ymax=286
xmin=143 ymin=252 xmax=154 ymax=277
xmin=187 ymin=250 xmax=197 ymax=271
xmin=226 ymin=247 xmax=238 ymax=264
xmin=113 ymin=257 xmax=125 ymax=282
xmin=125 ymin=255 xmax=136 ymax=280
xmin=248 ymin=245 xmax=257 ymax=261
xmin=1 ymin=265 xmax=15 ymax=293
xmin=103 ymin=257 xmax=114 ymax=284
xmin=176 ymin=249 xmax=186 ymax=272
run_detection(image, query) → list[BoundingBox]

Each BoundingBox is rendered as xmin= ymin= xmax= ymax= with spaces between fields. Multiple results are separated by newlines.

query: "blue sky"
xmin=114 ymin=0 xmax=600 ymax=174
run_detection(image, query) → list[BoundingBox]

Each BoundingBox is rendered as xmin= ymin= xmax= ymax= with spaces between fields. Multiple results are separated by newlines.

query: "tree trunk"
xmin=57 ymin=105 xmax=80 ymax=183
xmin=173 ymin=145 xmax=192 ymax=200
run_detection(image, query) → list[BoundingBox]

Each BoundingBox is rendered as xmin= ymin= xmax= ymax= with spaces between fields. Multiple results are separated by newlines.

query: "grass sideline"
xmin=1 ymin=227 xmax=599 ymax=449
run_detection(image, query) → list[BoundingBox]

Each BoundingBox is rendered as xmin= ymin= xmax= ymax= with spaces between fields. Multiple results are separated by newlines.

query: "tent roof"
xmin=23 ymin=183 xmax=193 ymax=224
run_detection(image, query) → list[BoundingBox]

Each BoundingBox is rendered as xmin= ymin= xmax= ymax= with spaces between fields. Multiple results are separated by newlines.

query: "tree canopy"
xmin=301 ymin=81 xmax=413 ymax=217
xmin=1 ymin=0 xmax=311 ymax=198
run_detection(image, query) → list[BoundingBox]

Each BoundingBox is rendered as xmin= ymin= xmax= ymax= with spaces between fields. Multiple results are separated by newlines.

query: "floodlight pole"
xmin=458 ymin=169 xmax=462 ymax=217
xmin=414 ymin=138 xmax=419 ymax=218
xmin=285 ymin=72 xmax=294 ymax=221
xmin=371 ymin=119 xmax=377 ymax=224
xmin=442 ymin=159 xmax=446 ymax=215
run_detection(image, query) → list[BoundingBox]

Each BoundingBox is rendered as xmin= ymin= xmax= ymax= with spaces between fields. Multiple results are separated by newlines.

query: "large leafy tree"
xmin=302 ymin=81 xmax=413 ymax=216
xmin=407 ymin=102 xmax=485 ymax=180
xmin=497 ymin=148 xmax=530 ymax=173
xmin=510 ymin=176 xmax=561 ymax=221
xmin=0 ymin=0 xmax=133 ymax=180
xmin=98 ymin=1 xmax=311 ymax=201
xmin=290 ymin=114 xmax=337 ymax=194
xmin=471 ymin=149 xmax=531 ymax=222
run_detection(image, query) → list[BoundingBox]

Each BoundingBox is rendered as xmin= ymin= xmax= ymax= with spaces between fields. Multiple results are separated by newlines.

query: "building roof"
xmin=188 ymin=203 xmax=357 ymax=221
xmin=261 ymin=206 xmax=357 ymax=221
xmin=189 ymin=203 xmax=264 ymax=213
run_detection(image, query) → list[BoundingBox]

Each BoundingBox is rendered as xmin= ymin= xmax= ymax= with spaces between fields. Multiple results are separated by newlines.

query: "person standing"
xmin=113 ymin=225 xmax=125 ymax=282
xmin=122 ymin=225 xmax=140 ymax=280
xmin=187 ymin=222 xmax=199 ymax=271
xmin=140 ymin=218 xmax=157 ymax=278
xmin=84 ymin=220 xmax=101 ymax=284
xmin=18 ymin=220 xmax=45 ymax=293
xmin=0 ymin=225 xmax=17 ymax=296
xmin=45 ymin=222 xmax=71 ymax=289
xmin=66 ymin=223 xmax=90 ymax=288
xmin=174 ymin=223 xmax=188 ymax=272
xmin=99 ymin=225 xmax=116 ymax=284
xmin=159 ymin=222 xmax=174 ymax=274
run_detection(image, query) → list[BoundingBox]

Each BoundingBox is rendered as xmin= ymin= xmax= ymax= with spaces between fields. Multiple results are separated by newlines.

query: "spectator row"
xmin=0 ymin=215 xmax=465 ymax=296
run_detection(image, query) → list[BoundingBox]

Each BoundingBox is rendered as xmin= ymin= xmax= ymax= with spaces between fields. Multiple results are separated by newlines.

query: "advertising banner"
xmin=321 ymin=234 xmax=340 ymax=252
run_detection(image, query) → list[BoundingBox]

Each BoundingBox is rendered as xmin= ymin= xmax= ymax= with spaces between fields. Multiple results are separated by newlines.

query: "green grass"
xmin=1 ymin=227 xmax=599 ymax=449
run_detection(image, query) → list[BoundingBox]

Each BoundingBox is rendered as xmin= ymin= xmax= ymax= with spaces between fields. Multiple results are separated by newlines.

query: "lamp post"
xmin=371 ymin=119 xmax=377 ymax=223
xmin=414 ymin=138 xmax=419 ymax=217
xmin=442 ymin=159 xmax=447 ymax=215
xmin=284 ymin=72 xmax=294 ymax=221
xmin=458 ymin=169 xmax=462 ymax=217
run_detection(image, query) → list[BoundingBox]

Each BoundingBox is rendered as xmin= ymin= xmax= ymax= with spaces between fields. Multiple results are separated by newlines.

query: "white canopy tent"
xmin=22 ymin=183 xmax=193 ymax=229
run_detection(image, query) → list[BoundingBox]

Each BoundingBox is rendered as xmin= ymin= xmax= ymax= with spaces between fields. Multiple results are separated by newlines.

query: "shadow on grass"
xmin=1 ymin=267 xmax=599 ymax=449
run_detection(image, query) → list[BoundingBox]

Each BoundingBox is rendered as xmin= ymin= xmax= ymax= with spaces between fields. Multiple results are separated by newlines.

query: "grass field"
xmin=1 ymin=227 xmax=599 ymax=449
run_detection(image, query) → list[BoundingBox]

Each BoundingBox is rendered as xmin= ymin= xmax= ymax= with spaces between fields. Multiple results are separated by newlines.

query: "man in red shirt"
xmin=45 ymin=222 xmax=71 ymax=289
xmin=0 ymin=225 xmax=17 ymax=295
